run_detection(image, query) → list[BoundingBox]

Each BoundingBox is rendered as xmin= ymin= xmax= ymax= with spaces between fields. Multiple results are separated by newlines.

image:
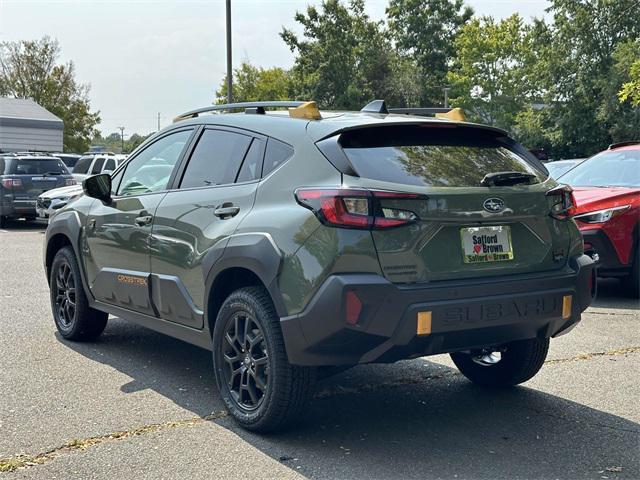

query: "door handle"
xmin=134 ymin=214 xmax=153 ymax=226
xmin=214 ymin=203 xmax=240 ymax=219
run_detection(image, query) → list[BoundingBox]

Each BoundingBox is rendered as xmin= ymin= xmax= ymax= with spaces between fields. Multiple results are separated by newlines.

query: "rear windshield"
xmin=340 ymin=125 xmax=544 ymax=187
xmin=6 ymin=158 xmax=69 ymax=175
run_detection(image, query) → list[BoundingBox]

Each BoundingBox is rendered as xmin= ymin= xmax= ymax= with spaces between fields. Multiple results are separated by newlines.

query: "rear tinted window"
xmin=8 ymin=159 xmax=68 ymax=175
xmin=263 ymin=138 xmax=293 ymax=177
xmin=340 ymin=126 xmax=543 ymax=187
xmin=73 ymin=156 xmax=93 ymax=174
xmin=180 ymin=129 xmax=252 ymax=188
xmin=236 ymin=138 xmax=264 ymax=182
xmin=90 ymin=158 xmax=105 ymax=174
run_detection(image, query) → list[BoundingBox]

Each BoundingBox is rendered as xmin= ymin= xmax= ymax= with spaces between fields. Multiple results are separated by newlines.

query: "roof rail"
xmin=608 ymin=141 xmax=640 ymax=150
xmin=173 ymin=101 xmax=307 ymax=123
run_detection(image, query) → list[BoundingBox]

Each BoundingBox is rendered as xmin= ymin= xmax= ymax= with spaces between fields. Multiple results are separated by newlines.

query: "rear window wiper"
xmin=43 ymin=171 xmax=63 ymax=176
xmin=480 ymin=171 xmax=537 ymax=187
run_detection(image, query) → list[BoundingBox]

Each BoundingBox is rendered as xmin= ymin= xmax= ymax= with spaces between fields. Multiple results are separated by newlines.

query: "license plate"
xmin=461 ymin=226 xmax=513 ymax=263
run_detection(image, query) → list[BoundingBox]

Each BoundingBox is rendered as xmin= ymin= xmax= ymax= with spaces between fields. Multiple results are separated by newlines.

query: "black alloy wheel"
xmin=53 ymin=259 xmax=77 ymax=330
xmin=222 ymin=311 xmax=270 ymax=410
xmin=49 ymin=247 xmax=108 ymax=341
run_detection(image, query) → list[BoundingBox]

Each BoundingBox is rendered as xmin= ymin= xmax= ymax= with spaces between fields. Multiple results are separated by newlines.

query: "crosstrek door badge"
xmin=116 ymin=274 xmax=148 ymax=286
xmin=483 ymin=197 xmax=505 ymax=213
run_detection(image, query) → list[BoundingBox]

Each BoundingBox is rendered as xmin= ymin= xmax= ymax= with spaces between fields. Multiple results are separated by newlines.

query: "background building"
xmin=0 ymin=98 xmax=63 ymax=152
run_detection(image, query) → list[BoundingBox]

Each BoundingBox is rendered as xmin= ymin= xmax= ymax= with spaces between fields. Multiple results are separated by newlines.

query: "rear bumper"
xmin=281 ymin=254 xmax=595 ymax=366
xmin=0 ymin=199 xmax=36 ymax=217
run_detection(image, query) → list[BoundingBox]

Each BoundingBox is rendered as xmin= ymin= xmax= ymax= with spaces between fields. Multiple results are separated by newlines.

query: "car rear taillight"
xmin=546 ymin=184 xmax=576 ymax=220
xmin=65 ymin=179 xmax=76 ymax=186
xmin=1 ymin=179 xmax=22 ymax=189
xmin=295 ymin=188 xmax=423 ymax=230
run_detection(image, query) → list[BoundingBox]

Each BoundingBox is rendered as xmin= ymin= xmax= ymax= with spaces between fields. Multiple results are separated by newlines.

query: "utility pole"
xmin=442 ymin=87 xmax=451 ymax=108
xmin=226 ymin=0 xmax=233 ymax=103
xmin=157 ymin=112 xmax=161 ymax=131
xmin=118 ymin=126 xmax=125 ymax=153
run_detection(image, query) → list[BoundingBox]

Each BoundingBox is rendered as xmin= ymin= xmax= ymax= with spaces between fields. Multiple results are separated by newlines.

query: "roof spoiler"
xmin=389 ymin=107 xmax=466 ymax=122
xmin=360 ymin=100 xmax=465 ymax=121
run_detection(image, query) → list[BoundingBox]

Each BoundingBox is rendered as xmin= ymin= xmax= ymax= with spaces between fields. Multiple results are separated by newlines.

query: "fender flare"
xmin=44 ymin=210 xmax=94 ymax=301
xmin=203 ymin=233 xmax=286 ymax=322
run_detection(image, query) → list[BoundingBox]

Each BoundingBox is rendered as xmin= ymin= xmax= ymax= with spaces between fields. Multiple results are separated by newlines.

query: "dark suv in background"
xmin=0 ymin=153 xmax=75 ymax=227
xmin=44 ymin=100 xmax=595 ymax=432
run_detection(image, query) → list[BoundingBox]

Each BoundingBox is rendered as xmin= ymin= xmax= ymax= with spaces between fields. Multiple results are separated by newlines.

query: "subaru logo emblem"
xmin=483 ymin=198 xmax=505 ymax=213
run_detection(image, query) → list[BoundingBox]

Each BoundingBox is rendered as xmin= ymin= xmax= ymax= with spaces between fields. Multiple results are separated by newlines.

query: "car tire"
xmin=212 ymin=286 xmax=315 ymax=433
xmin=50 ymin=247 xmax=108 ymax=341
xmin=450 ymin=337 xmax=549 ymax=387
xmin=0 ymin=216 xmax=6 ymax=228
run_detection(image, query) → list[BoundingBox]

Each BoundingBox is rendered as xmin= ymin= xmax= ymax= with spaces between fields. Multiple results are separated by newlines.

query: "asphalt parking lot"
xmin=1 ymin=219 xmax=638 ymax=480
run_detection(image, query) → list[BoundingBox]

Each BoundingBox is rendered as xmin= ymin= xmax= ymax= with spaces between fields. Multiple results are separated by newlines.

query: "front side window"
xmin=180 ymin=129 xmax=252 ymax=188
xmin=73 ymin=156 xmax=93 ymax=174
xmin=559 ymin=149 xmax=640 ymax=188
xmin=103 ymin=158 xmax=116 ymax=172
xmin=117 ymin=129 xmax=192 ymax=196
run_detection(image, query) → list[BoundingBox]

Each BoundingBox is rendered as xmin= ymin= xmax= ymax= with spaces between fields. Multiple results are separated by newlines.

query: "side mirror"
xmin=83 ymin=174 xmax=112 ymax=203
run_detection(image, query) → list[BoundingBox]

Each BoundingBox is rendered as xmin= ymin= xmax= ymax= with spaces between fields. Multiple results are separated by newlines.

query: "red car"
xmin=558 ymin=142 xmax=640 ymax=296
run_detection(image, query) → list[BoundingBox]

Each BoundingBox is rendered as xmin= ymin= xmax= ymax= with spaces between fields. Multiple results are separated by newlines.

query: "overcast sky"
xmin=1 ymin=0 xmax=550 ymax=137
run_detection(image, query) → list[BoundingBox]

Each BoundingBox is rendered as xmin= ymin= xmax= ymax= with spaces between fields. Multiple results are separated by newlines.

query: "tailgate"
xmin=337 ymin=123 xmax=570 ymax=283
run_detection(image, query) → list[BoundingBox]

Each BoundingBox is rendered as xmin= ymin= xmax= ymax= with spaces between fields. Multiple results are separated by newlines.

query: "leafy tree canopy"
xmin=387 ymin=0 xmax=473 ymax=105
xmin=216 ymin=62 xmax=294 ymax=103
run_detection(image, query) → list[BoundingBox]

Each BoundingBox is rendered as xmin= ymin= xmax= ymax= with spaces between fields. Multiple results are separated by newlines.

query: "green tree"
xmin=615 ymin=39 xmax=640 ymax=108
xmin=92 ymin=131 xmax=150 ymax=154
xmin=446 ymin=14 xmax=545 ymax=130
xmin=281 ymin=0 xmax=412 ymax=109
xmin=216 ymin=62 xmax=294 ymax=103
xmin=0 ymin=36 xmax=100 ymax=153
xmin=528 ymin=0 xmax=640 ymax=157
xmin=387 ymin=0 xmax=473 ymax=105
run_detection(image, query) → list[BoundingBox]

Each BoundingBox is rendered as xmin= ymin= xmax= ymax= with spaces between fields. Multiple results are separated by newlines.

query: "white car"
xmin=36 ymin=184 xmax=84 ymax=219
xmin=71 ymin=154 xmax=126 ymax=183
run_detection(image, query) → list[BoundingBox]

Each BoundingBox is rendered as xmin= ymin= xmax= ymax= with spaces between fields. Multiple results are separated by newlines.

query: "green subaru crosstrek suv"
xmin=44 ymin=100 xmax=595 ymax=432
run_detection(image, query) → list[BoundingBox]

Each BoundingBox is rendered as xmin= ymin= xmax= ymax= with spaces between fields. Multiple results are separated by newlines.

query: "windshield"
xmin=340 ymin=125 xmax=544 ymax=187
xmin=8 ymin=159 xmax=68 ymax=175
xmin=546 ymin=161 xmax=580 ymax=179
xmin=559 ymin=149 xmax=640 ymax=187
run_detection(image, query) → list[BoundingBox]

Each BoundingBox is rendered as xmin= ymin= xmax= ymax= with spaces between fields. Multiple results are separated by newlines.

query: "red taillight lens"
xmin=1 ymin=179 xmax=22 ymax=189
xmin=65 ymin=179 xmax=76 ymax=186
xmin=345 ymin=290 xmax=362 ymax=325
xmin=546 ymin=184 xmax=576 ymax=220
xmin=295 ymin=188 xmax=422 ymax=230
